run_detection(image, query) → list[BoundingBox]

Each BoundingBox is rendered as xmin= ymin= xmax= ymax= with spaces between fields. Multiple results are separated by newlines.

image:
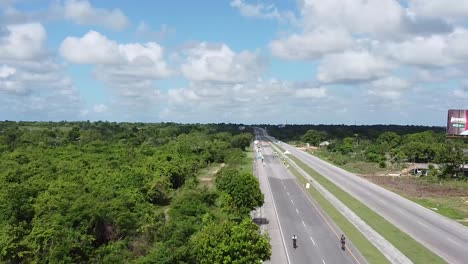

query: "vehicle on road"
xmin=292 ymin=234 xmax=297 ymax=249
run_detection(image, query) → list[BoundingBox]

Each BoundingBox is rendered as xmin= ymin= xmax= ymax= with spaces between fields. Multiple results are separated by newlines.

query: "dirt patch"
xmin=200 ymin=177 xmax=212 ymax=182
xmin=362 ymin=176 xmax=468 ymax=198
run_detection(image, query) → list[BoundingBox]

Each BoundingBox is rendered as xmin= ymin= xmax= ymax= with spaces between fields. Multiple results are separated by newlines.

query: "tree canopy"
xmin=0 ymin=121 xmax=270 ymax=263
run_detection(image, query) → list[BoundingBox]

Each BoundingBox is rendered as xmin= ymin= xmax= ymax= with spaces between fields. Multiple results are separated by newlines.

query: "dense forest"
xmin=0 ymin=121 xmax=271 ymax=263
xmin=266 ymin=124 xmax=467 ymax=180
xmin=264 ymin=124 xmax=446 ymax=141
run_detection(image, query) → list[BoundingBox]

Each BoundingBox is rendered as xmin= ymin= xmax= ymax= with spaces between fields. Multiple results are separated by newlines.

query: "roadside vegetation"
xmin=270 ymin=124 xmax=468 ymax=224
xmin=0 ymin=121 xmax=270 ymax=263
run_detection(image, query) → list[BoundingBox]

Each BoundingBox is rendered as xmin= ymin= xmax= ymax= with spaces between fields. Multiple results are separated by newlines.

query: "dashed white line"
xmin=302 ymin=220 xmax=306 ymax=227
xmin=290 ymin=199 xmax=294 ymax=204
xmin=310 ymin=236 xmax=316 ymax=245
xmin=322 ymin=259 xmax=326 ymax=264
xmin=287 ymin=192 xmax=290 ymax=196
xmin=446 ymin=238 xmax=458 ymax=245
xmin=417 ymin=220 xmax=429 ymax=229
xmin=295 ymin=208 xmax=299 ymax=214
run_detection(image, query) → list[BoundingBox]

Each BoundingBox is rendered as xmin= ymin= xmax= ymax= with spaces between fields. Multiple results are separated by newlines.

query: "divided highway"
xmin=255 ymin=134 xmax=365 ymax=264
xmin=262 ymin=129 xmax=468 ymax=264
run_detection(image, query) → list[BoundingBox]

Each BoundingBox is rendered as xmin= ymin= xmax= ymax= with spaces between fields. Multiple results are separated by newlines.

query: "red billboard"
xmin=447 ymin=109 xmax=468 ymax=135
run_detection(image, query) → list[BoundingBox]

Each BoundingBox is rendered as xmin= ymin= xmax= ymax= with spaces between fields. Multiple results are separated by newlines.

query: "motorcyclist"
xmin=340 ymin=234 xmax=346 ymax=248
xmin=292 ymin=234 xmax=297 ymax=248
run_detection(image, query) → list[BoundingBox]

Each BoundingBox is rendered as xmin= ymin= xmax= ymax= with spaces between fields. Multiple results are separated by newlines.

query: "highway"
xmin=255 ymin=133 xmax=365 ymax=264
xmin=262 ymin=129 xmax=468 ymax=264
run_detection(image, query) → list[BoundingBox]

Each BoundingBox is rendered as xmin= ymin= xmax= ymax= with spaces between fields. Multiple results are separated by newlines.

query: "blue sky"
xmin=1 ymin=0 xmax=468 ymax=125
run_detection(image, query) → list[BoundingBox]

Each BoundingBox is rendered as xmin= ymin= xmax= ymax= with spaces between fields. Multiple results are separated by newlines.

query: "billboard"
xmin=447 ymin=109 xmax=468 ymax=135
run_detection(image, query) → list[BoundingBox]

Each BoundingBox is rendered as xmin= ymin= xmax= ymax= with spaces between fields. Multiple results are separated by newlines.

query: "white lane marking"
xmin=417 ymin=220 xmax=429 ymax=229
xmin=302 ymin=220 xmax=306 ymax=227
xmin=446 ymin=238 xmax=458 ymax=245
xmin=310 ymin=236 xmax=316 ymax=245
xmin=287 ymin=192 xmax=290 ymax=196
xmin=290 ymin=199 xmax=294 ymax=204
xmin=322 ymin=259 xmax=326 ymax=264
xmin=296 ymin=208 xmax=299 ymax=214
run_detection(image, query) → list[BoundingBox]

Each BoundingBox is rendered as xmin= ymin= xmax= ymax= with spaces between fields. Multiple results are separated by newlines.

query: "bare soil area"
xmin=362 ymin=176 xmax=468 ymax=198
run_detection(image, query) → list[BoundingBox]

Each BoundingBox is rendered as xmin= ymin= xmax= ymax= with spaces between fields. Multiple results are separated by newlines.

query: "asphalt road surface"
xmin=257 ymin=140 xmax=365 ymax=264
xmin=264 ymin=130 xmax=468 ymax=264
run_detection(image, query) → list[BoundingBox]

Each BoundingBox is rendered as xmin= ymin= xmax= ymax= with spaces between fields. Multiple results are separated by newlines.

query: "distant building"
xmin=319 ymin=141 xmax=330 ymax=148
xmin=408 ymin=163 xmax=438 ymax=176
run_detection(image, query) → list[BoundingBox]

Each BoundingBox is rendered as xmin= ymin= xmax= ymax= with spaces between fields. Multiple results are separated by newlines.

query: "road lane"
xmin=260 ymin=143 xmax=363 ymax=264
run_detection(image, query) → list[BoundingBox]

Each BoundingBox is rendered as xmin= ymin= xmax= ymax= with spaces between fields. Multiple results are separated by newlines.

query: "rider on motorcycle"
xmin=340 ymin=234 xmax=346 ymax=247
xmin=292 ymin=234 xmax=297 ymax=247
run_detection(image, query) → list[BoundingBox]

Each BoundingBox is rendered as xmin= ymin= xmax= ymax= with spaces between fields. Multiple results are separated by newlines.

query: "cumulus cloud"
xmin=318 ymin=51 xmax=394 ymax=83
xmin=163 ymin=78 xmax=331 ymax=121
xmin=384 ymin=28 xmax=468 ymax=67
xmin=60 ymin=30 xmax=172 ymax=113
xmin=300 ymin=0 xmax=404 ymax=36
xmin=367 ymin=76 xmax=410 ymax=100
xmin=270 ymin=28 xmax=353 ymax=60
xmin=63 ymin=0 xmax=129 ymax=30
xmin=0 ymin=23 xmax=82 ymax=120
xmin=60 ymin=30 xmax=172 ymax=78
xmin=0 ymin=0 xmax=129 ymax=31
xmin=409 ymin=0 xmax=468 ymax=22
xmin=0 ymin=23 xmax=46 ymax=60
xmin=180 ymin=42 xmax=266 ymax=83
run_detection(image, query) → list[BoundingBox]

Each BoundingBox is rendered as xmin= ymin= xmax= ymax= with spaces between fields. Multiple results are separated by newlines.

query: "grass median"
xmin=285 ymin=152 xmax=446 ymax=264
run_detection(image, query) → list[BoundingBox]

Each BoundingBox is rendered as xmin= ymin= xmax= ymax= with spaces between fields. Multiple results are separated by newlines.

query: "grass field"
xmin=197 ymin=163 xmax=224 ymax=189
xmin=312 ymin=149 xmax=468 ymax=225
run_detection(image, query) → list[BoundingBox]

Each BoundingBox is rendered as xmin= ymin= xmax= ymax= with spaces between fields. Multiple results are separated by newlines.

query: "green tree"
xmin=216 ymin=169 xmax=263 ymax=216
xmin=302 ymin=129 xmax=327 ymax=146
xmin=190 ymin=218 xmax=271 ymax=264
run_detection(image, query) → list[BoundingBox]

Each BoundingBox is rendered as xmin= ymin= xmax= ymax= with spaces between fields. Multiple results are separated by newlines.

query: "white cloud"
xmin=409 ymin=0 xmax=468 ymax=21
xmin=63 ymin=0 xmax=129 ymax=31
xmin=60 ymin=30 xmax=172 ymax=113
xmin=318 ymin=51 xmax=394 ymax=83
xmin=270 ymin=27 xmax=353 ymax=60
xmin=180 ymin=42 xmax=265 ymax=82
xmin=93 ymin=103 xmax=108 ymax=113
xmin=0 ymin=1 xmax=130 ymax=31
xmin=301 ymin=0 xmax=404 ymax=36
xmin=368 ymin=76 xmax=410 ymax=100
xmin=230 ymin=0 xmax=296 ymax=23
xmin=60 ymin=30 xmax=121 ymax=64
xmin=385 ymin=28 xmax=468 ymax=66
xmin=60 ymin=30 xmax=172 ymax=78
xmin=0 ymin=23 xmax=82 ymax=120
xmin=0 ymin=23 xmax=46 ymax=60
xmin=0 ymin=64 xmax=15 ymax=78
xmin=294 ymin=87 xmax=327 ymax=98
